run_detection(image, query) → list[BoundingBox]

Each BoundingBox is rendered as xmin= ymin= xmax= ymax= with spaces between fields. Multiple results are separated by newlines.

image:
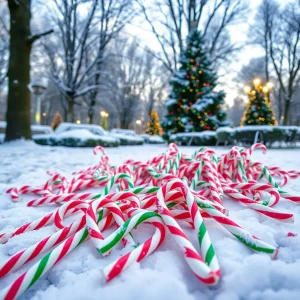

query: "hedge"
xmin=169 ymin=132 xmax=217 ymax=146
xmin=33 ymin=136 xmax=120 ymax=147
xmin=169 ymin=126 xmax=300 ymax=147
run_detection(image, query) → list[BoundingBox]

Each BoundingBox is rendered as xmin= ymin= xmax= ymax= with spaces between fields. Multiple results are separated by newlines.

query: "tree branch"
xmin=27 ymin=29 xmax=54 ymax=44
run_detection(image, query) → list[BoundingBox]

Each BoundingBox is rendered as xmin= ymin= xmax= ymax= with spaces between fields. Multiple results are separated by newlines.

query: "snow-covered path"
xmin=1 ymin=142 xmax=300 ymax=300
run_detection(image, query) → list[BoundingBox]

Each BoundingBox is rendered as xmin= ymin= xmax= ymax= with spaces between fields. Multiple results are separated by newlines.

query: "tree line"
xmin=0 ymin=0 xmax=300 ymax=141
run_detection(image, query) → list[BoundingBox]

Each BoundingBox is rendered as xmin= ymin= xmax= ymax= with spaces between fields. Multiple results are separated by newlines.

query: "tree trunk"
xmin=120 ymin=119 xmax=128 ymax=129
xmin=88 ymin=96 xmax=96 ymax=124
xmin=5 ymin=0 xmax=32 ymax=141
xmin=277 ymin=86 xmax=283 ymax=120
xmin=88 ymin=108 xmax=94 ymax=124
xmin=67 ymin=99 xmax=75 ymax=122
xmin=283 ymin=98 xmax=291 ymax=125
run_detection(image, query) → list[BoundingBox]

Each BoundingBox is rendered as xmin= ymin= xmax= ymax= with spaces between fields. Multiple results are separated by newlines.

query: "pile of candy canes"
xmin=1 ymin=143 xmax=300 ymax=299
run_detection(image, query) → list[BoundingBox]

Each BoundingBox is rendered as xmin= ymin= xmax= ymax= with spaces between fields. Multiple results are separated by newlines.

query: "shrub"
xmin=216 ymin=127 xmax=235 ymax=146
xmin=170 ymin=132 xmax=217 ymax=146
xmin=33 ymin=136 xmax=119 ymax=147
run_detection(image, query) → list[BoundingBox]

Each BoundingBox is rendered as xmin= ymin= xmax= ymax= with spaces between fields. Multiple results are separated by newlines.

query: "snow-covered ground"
xmin=1 ymin=142 xmax=300 ymax=300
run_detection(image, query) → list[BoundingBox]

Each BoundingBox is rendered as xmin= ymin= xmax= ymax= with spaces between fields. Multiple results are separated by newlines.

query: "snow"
xmin=110 ymin=129 xmax=144 ymax=143
xmin=236 ymin=126 xmax=274 ymax=132
xmin=110 ymin=129 xmax=137 ymax=136
xmin=164 ymin=99 xmax=177 ymax=107
xmin=31 ymin=125 xmax=53 ymax=135
xmin=0 ymin=122 xmax=53 ymax=135
xmin=140 ymin=134 xmax=165 ymax=144
xmin=235 ymin=126 xmax=300 ymax=134
xmin=148 ymin=136 xmax=165 ymax=143
xmin=56 ymin=129 xmax=101 ymax=140
xmin=175 ymin=131 xmax=217 ymax=138
xmin=216 ymin=127 xmax=235 ymax=134
xmin=55 ymin=123 xmax=106 ymax=136
xmin=110 ymin=133 xmax=143 ymax=143
xmin=1 ymin=143 xmax=300 ymax=300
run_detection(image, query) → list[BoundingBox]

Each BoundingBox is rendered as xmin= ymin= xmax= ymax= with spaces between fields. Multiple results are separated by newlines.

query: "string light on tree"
xmin=241 ymin=78 xmax=277 ymax=126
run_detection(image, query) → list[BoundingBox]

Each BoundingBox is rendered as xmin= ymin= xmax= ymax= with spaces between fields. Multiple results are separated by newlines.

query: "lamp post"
xmin=100 ymin=111 xmax=109 ymax=130
xmin=28 ymin=79 xmax=48 ymax=125
xmin=136 ymin=119 xmax=142 ymax=134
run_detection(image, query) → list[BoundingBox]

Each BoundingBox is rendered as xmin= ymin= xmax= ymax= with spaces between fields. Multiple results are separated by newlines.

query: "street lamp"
xmin=100 ymin=111 xmax=106 ymax=118
xmin=28 ymin=78 xmax=48 ymax=125
xmin=136 ymin=119 xmax=142 ymax=134
xmin=100 ymin=111 xmax=109 ymax=130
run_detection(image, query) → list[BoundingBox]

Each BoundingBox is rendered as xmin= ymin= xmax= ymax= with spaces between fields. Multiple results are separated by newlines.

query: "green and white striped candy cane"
xmin=101 ymin=173 xmax=134 ymax=195
xmin=163 ymin=157 xmax=174 ymax=174
xmin=190 ymin=160 xmax=204 ymax=190
xmin=172 ymin=151 xmax=181 ymax=175
xmin=0 ymin=210 xmax=113 ymax=300
xmin=125 ymin=185 xmax=160 ymax=195
xmin=196 ymin=197 xmax=278 ymax=257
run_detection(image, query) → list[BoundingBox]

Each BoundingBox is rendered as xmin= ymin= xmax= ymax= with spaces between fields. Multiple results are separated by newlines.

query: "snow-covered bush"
xmin=110 ymin=129 xmax=144 ymax=145
xmin=140 ymin=134 xmax=165 ymax=144
xmin=170 ymin=131 xmax=217 ymax=146
xmin=34 ymin=123 xmax=120 ymax=147
xmin=235 ymin=126 xmax=299 ymax=146
xmin=216 ymin=127 xmax=235 ymax=146
xmin=34 ymin=129 xmax=120 ymax=147
xmin=0 ymin=122 xmax=53 ymax=144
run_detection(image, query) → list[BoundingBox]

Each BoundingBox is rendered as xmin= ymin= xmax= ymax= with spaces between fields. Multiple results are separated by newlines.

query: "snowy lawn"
xmin=1 ymin=142 xmax=300 ymax=300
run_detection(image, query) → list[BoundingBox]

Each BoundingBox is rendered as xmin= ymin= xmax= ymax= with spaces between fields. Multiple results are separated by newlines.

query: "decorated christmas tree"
xmin=145 ymin=109 xmax=162 ymax=136
xmin=161 ymin=30 xmax=228 ymax=139
xmin=241 ymin=78 xmax=277 ymax=126
xmin=51 ymin=111 xmax=63 ymax=130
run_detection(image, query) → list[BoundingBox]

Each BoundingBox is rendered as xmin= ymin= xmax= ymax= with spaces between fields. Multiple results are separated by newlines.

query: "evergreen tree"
xmin=161 ymin=30 xmax=228 ymax=139
xmin=145 ymin=109 xmax=162 ymax=136
xmin=51 ymin=111 xmax=63 ymax=130
xmin=241 ymin=79 xmax=277 ymax=126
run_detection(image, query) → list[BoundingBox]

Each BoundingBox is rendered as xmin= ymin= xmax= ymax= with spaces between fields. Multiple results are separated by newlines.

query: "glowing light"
xmin=262 ymin=86 xmax=269 ymax=94
xmin=136 ymin=120 xmax=142 ymax=125
xmin=244 ymin=86 xmax=251 ymax=93
xmin=100 ymin=111 xmax=106 ymax=117
xmin=42 ymin=112 xmax=46 ymax=117
xmin=76 ymin=120 xmax=81 ymax=124
xmin=253 ymin=78 xmax=261 ymax=86
xmin=35 ymin=113 xmax=40 ymax=124
xmin=266 ymin=82 xmax=273 ymax=89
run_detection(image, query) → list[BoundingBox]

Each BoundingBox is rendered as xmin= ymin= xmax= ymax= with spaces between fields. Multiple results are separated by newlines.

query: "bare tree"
xmin=44 ymin=0 xmax=99 ymax=122
xmin=84 ymin=0 xmax=133 ymax=124
xmin=269 ymin=1 xmax=300 ymax=125
xmin=0 ymin=4 xmax=8 ymax=92
xmin=249 ymin=0 xmax=279 ymax=82
xmin=142 ymin=51 xmax=168 ymax=118
xmin=226 ymin=97 xmax=246 ymax=126
xmin=100 ymin=38 xmax=149 ymax=129
xmin=137 ymin=0 xmax=247 ymax=73
xmin=237 ymin=57 xmax=267 ymax=85
xmin=5 ymin=0 xmax=53 ymax=141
